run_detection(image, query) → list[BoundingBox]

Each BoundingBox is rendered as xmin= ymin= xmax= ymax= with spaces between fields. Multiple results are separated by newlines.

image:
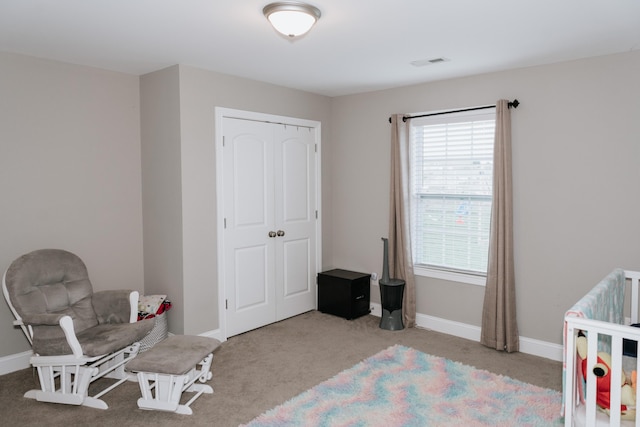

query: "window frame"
xmin=409 ymin=108 xmax=496 ymax=286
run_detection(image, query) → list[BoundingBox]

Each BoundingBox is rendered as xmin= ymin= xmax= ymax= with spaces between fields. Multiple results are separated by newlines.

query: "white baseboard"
xmin=198 ymin=328 xmax=225 ymax=342
xmin=370 ymin=302 xmax=563 ymax=361
xmin=0 ymin=309 xmax=563 ymax=375
xmin=0 ymin=350 xmax=32 ymax=375
xmin=370 ymin=303 xmax=381 ymax=317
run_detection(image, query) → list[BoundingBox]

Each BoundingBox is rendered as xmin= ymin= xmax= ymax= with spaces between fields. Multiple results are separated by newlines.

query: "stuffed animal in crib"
xmin=576 ymin=334 xmax=637 ymax=420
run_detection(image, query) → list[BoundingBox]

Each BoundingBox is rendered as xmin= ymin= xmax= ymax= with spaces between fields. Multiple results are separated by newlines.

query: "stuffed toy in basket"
xmin=137 ymin=294 xmax=172 ymax=352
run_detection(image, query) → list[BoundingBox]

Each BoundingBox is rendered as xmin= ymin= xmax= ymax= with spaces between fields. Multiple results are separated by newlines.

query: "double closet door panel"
xmin=223 ymin=118 xmax=317 ymax=337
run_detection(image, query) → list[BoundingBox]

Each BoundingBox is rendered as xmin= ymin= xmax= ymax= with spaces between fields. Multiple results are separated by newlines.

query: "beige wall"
xmin=1 ymin=48 xmax=638 ymax=360
xmin=140 ymin=66 xmax=185 ymax=333
xmin=329 ymin=50 xmax=640 ymax=345
xmin=141 ymin=65 xmax=332 ymax=335
xmin=0 ymin=52 xmax=144 ymax=357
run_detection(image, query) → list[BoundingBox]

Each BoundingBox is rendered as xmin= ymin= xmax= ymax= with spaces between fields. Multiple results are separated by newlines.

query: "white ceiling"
xmin=1 ymin=1 xmax=639 ymax=97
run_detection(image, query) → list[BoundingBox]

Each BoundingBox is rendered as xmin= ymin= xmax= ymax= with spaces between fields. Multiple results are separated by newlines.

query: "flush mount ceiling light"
xmin=263 ymin=2 xmax=321 ymax=38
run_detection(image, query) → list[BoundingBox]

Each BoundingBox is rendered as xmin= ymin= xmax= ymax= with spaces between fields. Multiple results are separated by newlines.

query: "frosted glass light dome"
xmin=263 ymin=2 xmax=321 ymax=38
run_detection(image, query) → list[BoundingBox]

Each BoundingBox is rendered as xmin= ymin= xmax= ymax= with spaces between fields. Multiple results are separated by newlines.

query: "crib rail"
xmin=565 ymin=317 xmax=640 ymax=426
xmin=628 ymin=270 xmax=640 ymax=325
xmin=564 ymin=270 xmax=640 ymax=427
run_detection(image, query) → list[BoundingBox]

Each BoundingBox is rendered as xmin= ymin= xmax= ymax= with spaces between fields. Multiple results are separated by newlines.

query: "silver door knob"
xmin=268 ymin=231 xmax=277 ymax=238
xmin=277 ymin=230 xmax=285 ymax=237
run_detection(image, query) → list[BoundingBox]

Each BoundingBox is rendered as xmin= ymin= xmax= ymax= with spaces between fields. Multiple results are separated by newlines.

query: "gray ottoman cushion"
xmin=127 ymin=335 xmax=221 ymax=375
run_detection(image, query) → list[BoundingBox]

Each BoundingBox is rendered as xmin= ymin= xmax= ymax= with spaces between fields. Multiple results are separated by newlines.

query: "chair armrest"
xmin=21 ymin=313 xmax=84 ymax=357
xmin=59 ymin=315 xmax=83 ymax=357
xmin=92 ymin=290 xmax=139 ymax=324
xmin=20 ymin=312 xmax=67 ymax=326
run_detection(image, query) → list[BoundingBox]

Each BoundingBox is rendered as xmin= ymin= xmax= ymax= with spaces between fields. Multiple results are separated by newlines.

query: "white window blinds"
xmin=410 ymin=109 xmax=495 ymax=275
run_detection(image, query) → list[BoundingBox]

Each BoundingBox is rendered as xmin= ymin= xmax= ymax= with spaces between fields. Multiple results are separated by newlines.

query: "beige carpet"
xmin=0 ymin=311 xmax=562 ymax=426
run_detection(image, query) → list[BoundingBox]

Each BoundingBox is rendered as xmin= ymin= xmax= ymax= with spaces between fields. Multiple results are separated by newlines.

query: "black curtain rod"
xmin=388 ymin=99 xmax=519 ymax=123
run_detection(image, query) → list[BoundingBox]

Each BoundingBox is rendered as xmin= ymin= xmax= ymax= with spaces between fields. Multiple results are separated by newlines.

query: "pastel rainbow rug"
xmin=241 ymin=345 xmax=562 ymax=427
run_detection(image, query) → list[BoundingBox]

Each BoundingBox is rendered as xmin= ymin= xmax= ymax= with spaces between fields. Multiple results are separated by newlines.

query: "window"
xmin=410 ymin=109 xmax=495 ymax=284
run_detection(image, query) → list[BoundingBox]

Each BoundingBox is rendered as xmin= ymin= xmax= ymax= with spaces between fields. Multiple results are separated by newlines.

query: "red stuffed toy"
xmin=577 ymin=334 xmax=636 ymax=420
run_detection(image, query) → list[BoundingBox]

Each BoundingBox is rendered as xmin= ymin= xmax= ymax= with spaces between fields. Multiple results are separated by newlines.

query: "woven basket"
xmin=138 ymin=312 xmax=168 ymax=352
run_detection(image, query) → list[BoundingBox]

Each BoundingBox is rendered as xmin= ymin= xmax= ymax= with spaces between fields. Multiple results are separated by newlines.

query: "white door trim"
xmin=215 ymin=107 xmax=322 ymax=341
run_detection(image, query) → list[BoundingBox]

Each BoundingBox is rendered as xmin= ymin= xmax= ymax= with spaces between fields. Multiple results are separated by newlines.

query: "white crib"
xmin=564 ymin=269 xmax=640 ymax=426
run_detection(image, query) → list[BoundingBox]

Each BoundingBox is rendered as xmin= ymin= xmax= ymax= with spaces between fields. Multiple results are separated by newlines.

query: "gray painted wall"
xmin=140 ymin=65 xmax=332 ymax=335
xmin=0 ymin=52 xmax=144 ymax=356
xmin=329 ymin=50 xmax=640 ymax=345
xmin=140 ymin=65 xmax=185 ymax=334
xmin=1 ymin=49 xmax=638 ymax=360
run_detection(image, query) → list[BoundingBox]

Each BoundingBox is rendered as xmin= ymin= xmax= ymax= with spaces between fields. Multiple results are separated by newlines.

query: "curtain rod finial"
xmin=388 ymin=115 xmax=409 ymax=123
xmin=508 ymin=99 xmax=520 ymax=109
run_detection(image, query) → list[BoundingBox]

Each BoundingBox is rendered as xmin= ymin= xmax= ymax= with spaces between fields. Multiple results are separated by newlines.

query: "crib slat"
xmin=635 ymin=354 xmax=640 ymax=427
xmin=628 ymin=270 xmax=640 ymax=325
xmin=610 ymin=335 xmax=623 ymax=425
xmin=586 ymin=333 xmax=598 ymax=427
xmin=564 ymin=326 xmax=575 ymax=426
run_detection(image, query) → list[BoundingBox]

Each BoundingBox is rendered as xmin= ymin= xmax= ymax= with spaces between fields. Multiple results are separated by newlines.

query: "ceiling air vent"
xmin=410 ymin=57 xmax=450 ymax=67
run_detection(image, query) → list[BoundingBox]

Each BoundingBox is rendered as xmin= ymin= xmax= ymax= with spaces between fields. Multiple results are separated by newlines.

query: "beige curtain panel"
xmin=480 ymin=99 xmax=519 ymax=352
xmin=389 ymin=114 xmax=416 ymax=328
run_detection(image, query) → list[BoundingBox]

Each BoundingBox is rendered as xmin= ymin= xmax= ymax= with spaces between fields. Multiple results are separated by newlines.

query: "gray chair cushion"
xmin=5 ymin=249 xmax=98 ymax=333
xmin=76 ymin=318 xmax=155 ymax=357
xmin=5 ymin=249 xmax=155 ymax=357
xmin=33 ymin=317 xmax=155 ymax=357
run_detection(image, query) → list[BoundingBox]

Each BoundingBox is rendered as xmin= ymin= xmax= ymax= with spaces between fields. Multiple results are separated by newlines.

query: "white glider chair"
xmin=2 ymin=249 xmax=155 ymax=409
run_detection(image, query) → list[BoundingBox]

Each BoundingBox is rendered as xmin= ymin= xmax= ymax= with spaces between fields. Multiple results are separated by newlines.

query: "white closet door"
xmin=223 ymin=118 xmax=277 ymax=337
xmin=274 ymin=124 xmax=316 ymax=320
xmin=222 ymin=117 xmax=317 ymax=337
